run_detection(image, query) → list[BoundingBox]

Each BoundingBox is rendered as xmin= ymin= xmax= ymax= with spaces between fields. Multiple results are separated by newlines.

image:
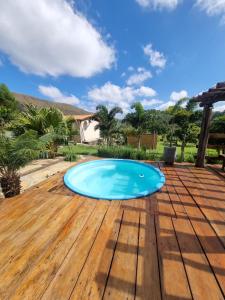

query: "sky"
xmin=0 ymin=0 xmax=225 ymax=113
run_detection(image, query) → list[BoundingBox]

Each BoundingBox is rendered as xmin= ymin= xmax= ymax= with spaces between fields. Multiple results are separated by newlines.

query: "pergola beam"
xmin=195 ymin=104 xmax=213 ymax=168
xmin=193 ymin=81 xmax=225 ymax=168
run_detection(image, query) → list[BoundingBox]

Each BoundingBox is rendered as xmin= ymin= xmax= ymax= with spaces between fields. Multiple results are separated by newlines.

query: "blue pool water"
xmin=64 ymin=159 xmax=165 ymax=200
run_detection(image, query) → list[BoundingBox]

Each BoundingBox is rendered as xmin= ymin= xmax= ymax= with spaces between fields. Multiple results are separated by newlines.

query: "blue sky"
xmin=0 ymin=0 xmax=225 ymax=113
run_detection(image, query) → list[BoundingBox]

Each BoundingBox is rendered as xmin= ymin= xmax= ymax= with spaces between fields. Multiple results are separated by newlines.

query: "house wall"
xmin=80 ymin=120 xmax=100 ymax=143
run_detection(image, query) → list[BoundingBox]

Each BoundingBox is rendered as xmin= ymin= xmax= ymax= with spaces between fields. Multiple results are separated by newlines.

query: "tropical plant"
xmin=65 ymin=116 xmax=79 ymax=141
xmin=0 ymin=84 xmax=18 ymax=129
xmin=93 ymin=105 xmax=123 ymax=146
xmin=0 ymin=131 xmax=42 ymax=198
xmin=168 ymin=98 xmax=201 ymax=161
xmin=123 ymin=102 xmax=148 ymax=149
xmin=13 ymin=104 xmax=64 ymax=136
xmin=40 ymin=121 xmax=69 ymax=157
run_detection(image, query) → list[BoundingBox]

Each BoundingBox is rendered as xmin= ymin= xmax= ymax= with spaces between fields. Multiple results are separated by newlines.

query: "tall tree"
xmin=123 ymin=102 xmax=148 ymax=149
xmin=168 ymin=98 xmax=201 ymax=161
xmin=0 ymin=84 xmax=18 ymax=128
xmin=93 ymin=105 xmax=123 ymax=146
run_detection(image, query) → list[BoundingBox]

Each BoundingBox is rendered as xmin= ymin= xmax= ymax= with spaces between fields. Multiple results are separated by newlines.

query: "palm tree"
xmin=0 ymin=131 xmax=42 ymax=198
xmin=20 ymin=104 xmax=64 ymax=135
xmin=123 ymin=102 xmax=147 ymax=149
xmin=93 ymin=105 xmax=123 ymax=146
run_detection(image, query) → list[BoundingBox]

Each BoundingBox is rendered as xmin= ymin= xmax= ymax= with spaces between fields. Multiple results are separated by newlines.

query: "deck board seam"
xmin=171 ymin=216 xmax=194 ymax=300
xmin=153 ymin=215 xmax=163 ymax=300
xmin=174 ymin=167 xmax=225 ymax=250
xmin=134 ymin=212 xmax=141 ymax=299
xmin=37 ymin=201 xmax=98 ymax=300
xmin=102 ymin=209 xmax=124 ymax=300
xmin=67 ymin=203 xmax=111 ymax=300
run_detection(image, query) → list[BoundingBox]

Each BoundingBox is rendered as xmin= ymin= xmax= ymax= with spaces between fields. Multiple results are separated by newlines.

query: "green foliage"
xmin=98 ymin=146 xmax=161 ymax=161
xmin=123 ymin=102 xmax=149 ymax=149
xmin=145 ymin=109 xmax=170 ymax=135
xmin=62 ymin=146 xmax=78 ymax=162
xmin=210 ymin=115 xmax=225 ymax=133
xmin=165 ymin=98 xmax=201 ymax=161
xmin=16 ymin=104 xmax=64 ymax=136
xmin=0 ymin=130 xmax=41 ymax=175
xmin=93 ymin=105 xmax=123 ymax=146
xmin=0 ymin=83 xmax=18 ymax=127
xmin=65 ymin=116 xmax=79 ymax=140
xmin=59 ymin=144 xmax=98 ymax=156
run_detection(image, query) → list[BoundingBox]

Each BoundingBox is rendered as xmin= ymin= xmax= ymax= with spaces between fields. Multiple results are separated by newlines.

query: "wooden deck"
xmin=0 ymin=161 xmax=225 ymax=300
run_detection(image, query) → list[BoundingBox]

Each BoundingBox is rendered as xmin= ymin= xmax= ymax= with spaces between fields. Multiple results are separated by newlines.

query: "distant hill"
xmin=13 ymin=92 xmax=90 ymax=116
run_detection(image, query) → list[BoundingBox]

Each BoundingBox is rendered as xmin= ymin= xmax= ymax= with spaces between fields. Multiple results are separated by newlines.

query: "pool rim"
xmin=64 ymin=158 xmax=166 ymax=200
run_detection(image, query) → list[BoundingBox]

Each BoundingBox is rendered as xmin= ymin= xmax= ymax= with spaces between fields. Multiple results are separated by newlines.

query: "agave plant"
xmin=0 ymin=131 xmax=41 ymax=198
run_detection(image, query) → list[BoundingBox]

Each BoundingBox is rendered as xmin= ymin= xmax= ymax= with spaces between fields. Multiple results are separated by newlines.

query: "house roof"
xmin=73 ymin=114 xmax=94 ymax=121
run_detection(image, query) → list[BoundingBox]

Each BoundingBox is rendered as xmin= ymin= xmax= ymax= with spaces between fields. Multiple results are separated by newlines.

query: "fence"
xmin=127 ymin=134 xmax=157 ymax=149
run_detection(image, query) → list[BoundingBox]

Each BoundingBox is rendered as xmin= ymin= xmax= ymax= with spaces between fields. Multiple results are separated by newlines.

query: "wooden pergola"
xmin=193 ymin=82 xmax=225 ymax=168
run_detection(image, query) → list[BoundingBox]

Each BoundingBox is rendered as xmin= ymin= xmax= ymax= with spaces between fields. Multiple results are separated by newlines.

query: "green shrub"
xmin=59 ymin=145 xmax=77 ymax=161
xmin=98 ymin=146 xmax=161 ymax=161
xmin=64 ymin=152 xmax=77 ymax=162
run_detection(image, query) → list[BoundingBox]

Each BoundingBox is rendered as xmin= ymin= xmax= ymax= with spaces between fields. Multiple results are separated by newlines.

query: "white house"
xmin=73 ymin=114 xmax=100 ymax=144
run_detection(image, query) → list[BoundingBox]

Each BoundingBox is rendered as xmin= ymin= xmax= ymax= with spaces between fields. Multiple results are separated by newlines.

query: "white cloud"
xmin=141 ymin=99 xmax=163 ymax=107
xmin=158 ymin=89 xmax=188 ymax=110
xmin=196 ymin=0 xmax=225 ymax=22
xmin=128 ymin=66 xmax=135 ymax=72
xmin=144 ymin=44 xmax=167 ymax=69
xmin=38 ymin=85 xmax=80 ymax=105
xmin=136 ymin=0 xmax=180 ymax=10
xmin=214 ymin=101 xmax=225 ymax=112
xmin=0 ymin=0 xmax=115 ymax=78
xmin=139 ymin=86 xmax=157 ymax=97
xmin=88 ymin=82 xmax=157 ymax=113
xmin=170 ymin=90 xmax=188 ymax=101
xmin=126 ymin=68 xmax=152 ymax=85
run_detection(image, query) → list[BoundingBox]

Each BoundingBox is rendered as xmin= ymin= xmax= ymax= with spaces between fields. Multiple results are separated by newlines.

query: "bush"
xmin=59 ymin=146 xmax=77 ymax=161
xmin=98 ymin=146 xmax=161 ymax=161
xmin=64 ymin=152 xmax=77 ymax=162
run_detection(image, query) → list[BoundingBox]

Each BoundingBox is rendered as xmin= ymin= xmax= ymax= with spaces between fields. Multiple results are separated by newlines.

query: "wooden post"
xmin=195 ymin=103 xmax=213 ymax=168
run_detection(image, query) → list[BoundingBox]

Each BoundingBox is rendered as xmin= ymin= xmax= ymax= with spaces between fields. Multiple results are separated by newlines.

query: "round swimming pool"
xmin=64 ymin=159 xmax=165 ymax=200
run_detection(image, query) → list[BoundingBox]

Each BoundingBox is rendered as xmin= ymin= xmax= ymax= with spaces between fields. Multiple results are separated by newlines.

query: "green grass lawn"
xmin=58 ymin=144 xmax=98 ymax=156
xmin=59 ymin=139 xmax=218 ymax=163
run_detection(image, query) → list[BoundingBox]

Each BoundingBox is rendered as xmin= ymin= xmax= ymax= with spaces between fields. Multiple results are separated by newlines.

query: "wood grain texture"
xmin=0 ymin=161 xmax=223 ymax=299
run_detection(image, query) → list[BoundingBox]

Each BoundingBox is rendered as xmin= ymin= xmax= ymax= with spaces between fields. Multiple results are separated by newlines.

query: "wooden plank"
xmin=155 ymin=185 xmax=176 ymax=218
xmin=103 ymin=209 xmax=140 ymax=300
xmin=163 ymin=167 xmax=187 ymax=217
xmin=0 ymin=194 xmax=76 ymax=268
xmin=9 ymin=202 xmax=106 ymax=300
xmin=170 ymin=170 xmax=225 ymax=295
xmin=175 ymin=167 xmax=225 ymax=247
xmin=156 ymin=215 xmax=192 ymax=300
xmin=173 ymin=217 xmax=224 ymax=300
xmin=40 ymin=202 xmax=112 ymax=300
xmin=0 ymin=198 xmax=95 ymax=299
xmin=0 ymin=191 xmax=52 ymax=232
xmin=135 ymin=212 xmax=161 ymax=300
xmin=0 ymin=192 xmax=68 ymax=244
xmin=67 ymin=201 xmax=121 ymax=300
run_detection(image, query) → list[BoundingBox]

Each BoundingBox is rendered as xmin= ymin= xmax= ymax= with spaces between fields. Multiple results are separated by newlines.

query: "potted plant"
xmin=0 ymin=131 xmax=41 ymax=198
xmin=164 ymin=123 xmax=177 ymax=165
